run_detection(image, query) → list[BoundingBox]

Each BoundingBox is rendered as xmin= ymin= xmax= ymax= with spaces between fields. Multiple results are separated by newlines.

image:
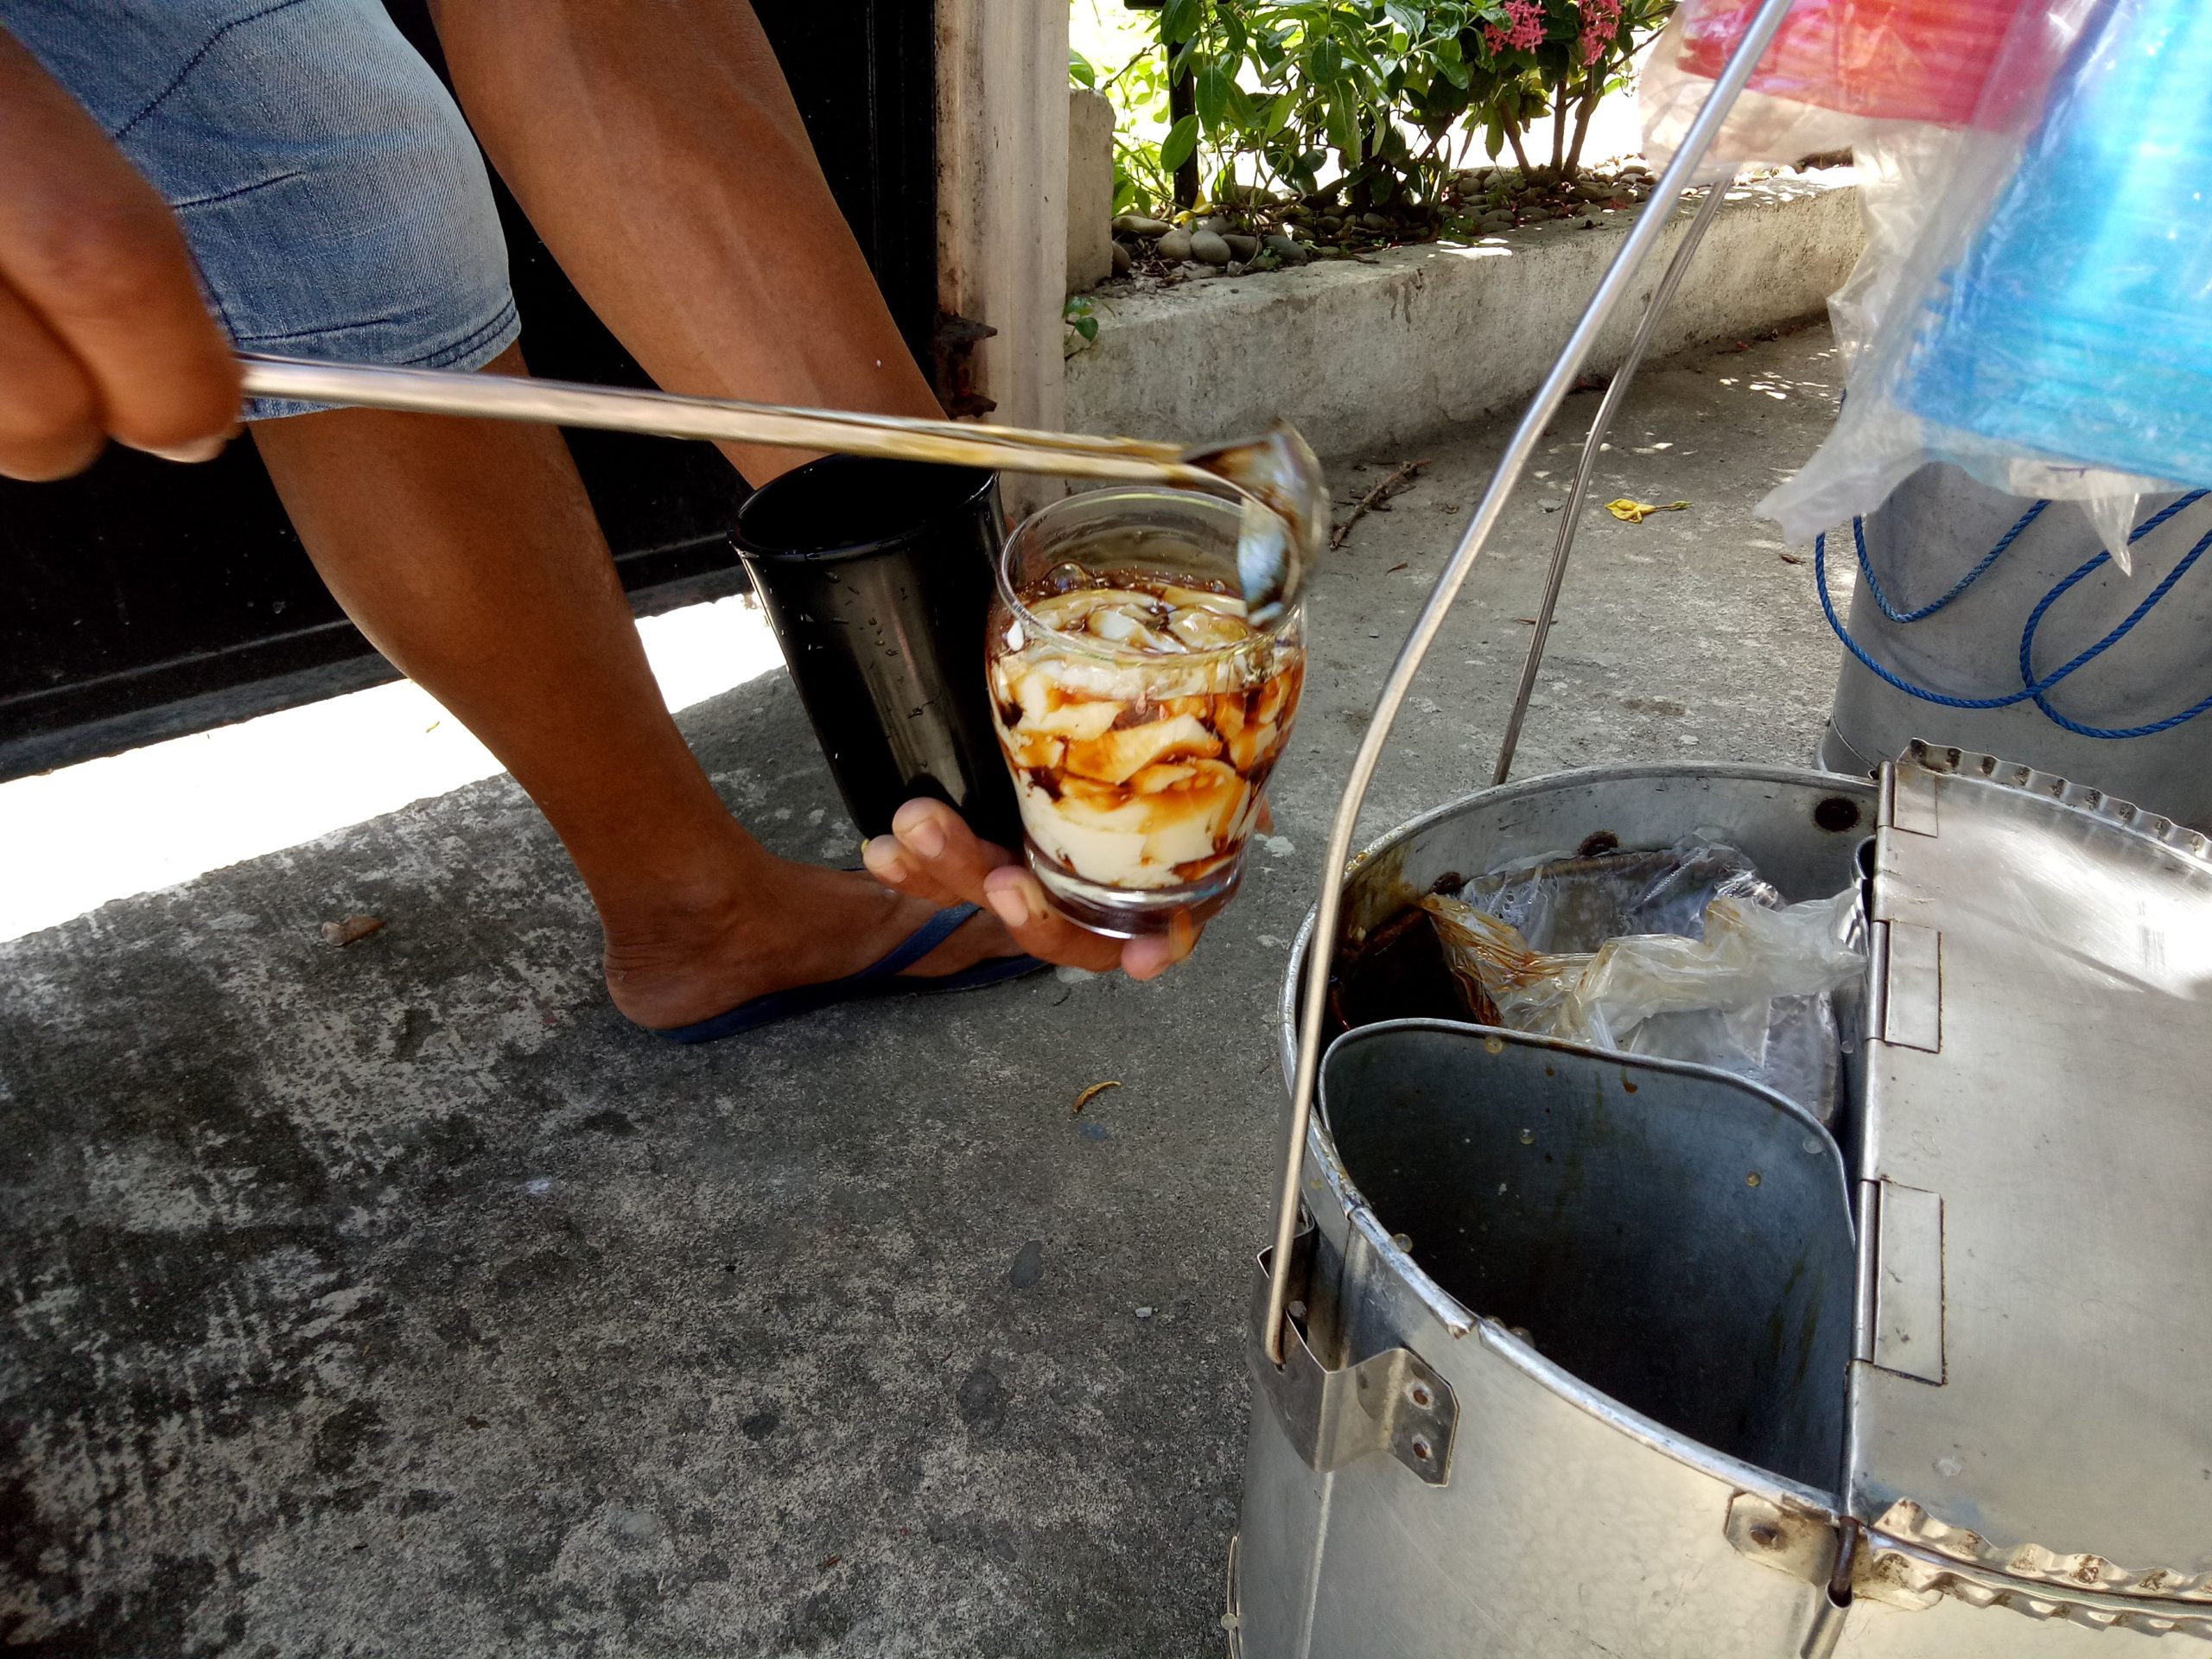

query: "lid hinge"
xmin=1855 ymin=1179 xmax=1946 ymax=1383
xmin=1867 ymin=918 xmax=1942 ymax=1054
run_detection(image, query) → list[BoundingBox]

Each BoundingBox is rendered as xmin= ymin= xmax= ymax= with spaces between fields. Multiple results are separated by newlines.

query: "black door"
xmin=0 ymin=1 xmax=937 ymax=782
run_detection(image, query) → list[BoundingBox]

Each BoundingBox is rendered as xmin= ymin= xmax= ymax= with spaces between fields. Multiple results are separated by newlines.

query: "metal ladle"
xmin=236 ymin=354 xmax=1325 ymax=623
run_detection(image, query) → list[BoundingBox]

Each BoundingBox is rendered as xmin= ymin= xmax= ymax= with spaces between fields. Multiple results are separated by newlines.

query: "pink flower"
xmin=1579 ymin=0 xmax=1624 ymax=64
xmin=1481 ymin=0 xmax=1547 ymax=54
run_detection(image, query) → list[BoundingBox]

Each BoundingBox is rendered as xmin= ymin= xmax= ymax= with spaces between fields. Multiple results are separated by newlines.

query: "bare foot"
xmin=602 ymin=855 xmax=1020 ymax=1031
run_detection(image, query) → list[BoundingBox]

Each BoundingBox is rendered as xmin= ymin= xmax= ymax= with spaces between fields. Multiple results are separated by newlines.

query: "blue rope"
xmin=1815 ymin=525 xmax=2037 ymax=709
xmin=1854 ymin=499 xmax=2047 ymax=624
xmin=1813 ymin=491 xmax=2212 ymax=736
xmin=2019 ymin=518 xmax=2212 ymax=740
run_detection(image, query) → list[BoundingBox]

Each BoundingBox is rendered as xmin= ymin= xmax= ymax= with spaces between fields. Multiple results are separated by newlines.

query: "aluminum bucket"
xmin=1238 ymin=765 xmax=1875 ymax=1658
xmin=1238 ymin=760 xmax=2209 ymax=1656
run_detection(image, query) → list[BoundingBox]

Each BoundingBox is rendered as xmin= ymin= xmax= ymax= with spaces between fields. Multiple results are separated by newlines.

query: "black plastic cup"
xmin=733 ymin=454 xmax=1023 ymax=849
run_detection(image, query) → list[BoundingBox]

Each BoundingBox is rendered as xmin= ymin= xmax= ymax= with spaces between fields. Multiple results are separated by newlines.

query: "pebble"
xmin=1113 ymin=214 xmax=1173 ymax=238
xmin=1539 ymin=497 xmax=1563 ymax=512
xmin=1189 ymin=229 xmax=1233 ymax=266
xmin=1478 ymin=212 xmax=1515 ymax=232
xmin=1677 ymin=734 xmax=1700 ymax=747
xmin=1198 ymin=214 xmax=1234 ymax=234
xmin=1154 ymin=226 xmax=1193 ymax=262
xmin=1223 ymin=232 xmax=1260 ymax=261
xmin=1110 ymin=240 xmax=1132 ymax=276
xmin=1359 ymin=211 xmax=1392 ymax=231
xmin=1135 ymin=1306 xmax=1155 ymax=1320
xmin=1316 ymin=214 xmax=1344 ymax=235
xmin=1262 ymin=232 xmax=1310 ymax=265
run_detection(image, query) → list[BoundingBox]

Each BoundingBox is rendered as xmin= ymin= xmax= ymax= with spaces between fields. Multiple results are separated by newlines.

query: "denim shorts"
xmin=2 ymin=0 xmax=518 ymax=417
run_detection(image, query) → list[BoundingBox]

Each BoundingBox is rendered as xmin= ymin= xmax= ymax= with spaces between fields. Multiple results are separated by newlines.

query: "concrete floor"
xmin=0 ymin=325 xmax=1847 ymax=1657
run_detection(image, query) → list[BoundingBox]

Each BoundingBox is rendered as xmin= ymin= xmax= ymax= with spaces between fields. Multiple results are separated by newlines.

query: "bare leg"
xmin=251 ymin=344 xmax=1009 ymax=1029
xmin=428 ymin=0 xmax=939 ymax=484
xmin=422 ymin=3 xmax=1205 ymax=982
xmin=419 ymin=2 xmax=1215 ymax=982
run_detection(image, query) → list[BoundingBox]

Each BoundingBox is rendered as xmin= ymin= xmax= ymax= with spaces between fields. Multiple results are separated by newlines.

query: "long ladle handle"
xmin=236 ymin=353 xmax=1220 ymax=490
xmin=1262 ymin=0 xmax=1804 ymax=1368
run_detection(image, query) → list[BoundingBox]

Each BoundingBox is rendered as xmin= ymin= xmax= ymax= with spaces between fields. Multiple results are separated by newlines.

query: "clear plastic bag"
xmin=1759 ymin=0 xmax=2209 ymax=563
xmin=1421 ymin=844 xmax=1866 ymax=1120
xmin=1455 ymin=838 xmax=1777 ymax=951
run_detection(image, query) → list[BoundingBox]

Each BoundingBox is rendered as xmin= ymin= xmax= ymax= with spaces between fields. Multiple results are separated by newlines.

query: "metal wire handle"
xmin=1491 ymin=176 xmax=1734 ymax=785
xmin=1262 ymin=0 xmax=1807 ymax=1367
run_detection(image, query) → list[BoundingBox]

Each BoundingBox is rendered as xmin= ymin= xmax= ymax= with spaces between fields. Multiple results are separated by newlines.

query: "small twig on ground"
xmin=1332 ymin=458 xmax=1431 ymax=549
xmin=1073 ymin=1080 xmax=1122 ymax=1115
xmin=321 ymin=914 xmax=385 ymax=947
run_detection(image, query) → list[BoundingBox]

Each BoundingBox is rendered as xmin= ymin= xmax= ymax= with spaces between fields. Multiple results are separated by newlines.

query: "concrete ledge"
xmin=1065 ymin=172 xmax=1862 ymax=454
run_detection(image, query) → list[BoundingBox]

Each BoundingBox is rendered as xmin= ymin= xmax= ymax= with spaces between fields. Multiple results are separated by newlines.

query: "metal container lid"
xmin=1853 ymin=742 xmax=2212 ymax=1598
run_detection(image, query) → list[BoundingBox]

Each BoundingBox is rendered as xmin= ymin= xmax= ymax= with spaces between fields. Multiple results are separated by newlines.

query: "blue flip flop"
xmin=652 ymin=902 xmax=1047 ymax=1045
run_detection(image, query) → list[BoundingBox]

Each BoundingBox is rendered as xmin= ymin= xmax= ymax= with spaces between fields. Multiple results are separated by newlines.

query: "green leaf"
xmin=1325 ymin=85 xmax=1359 ymax=156
xmin=1075 ymin=315 xmax=1100 ymax=341
xmin=1265 ymin=91 xmax=1299 ymax=137
xmin=1069 ymin=48 xmax=1096 ymax=89
xmin=1196 ymin=60 xmax=1232 ymax=130
xmin=1310 ymin=36 xmax=1342 ymax=81
xmin=1383 ymin=0 xmax=1426 ymax=32
xmin=1160 ymin=111 xmax=1202 ymax=175
xmin=1161 ymin=0 xmax=1202 ymax=47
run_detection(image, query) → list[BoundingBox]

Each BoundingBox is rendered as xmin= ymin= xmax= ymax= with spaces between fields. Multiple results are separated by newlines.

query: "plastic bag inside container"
xmin=1421 ymin=840 xmax=1865 ymax=1122
xmin=1759 ymin=0 xmax=2209 ymax=562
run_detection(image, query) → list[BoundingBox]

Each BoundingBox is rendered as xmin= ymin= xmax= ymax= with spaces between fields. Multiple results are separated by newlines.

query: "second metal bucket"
xmin=1821 ymin=463 xmax=2212 ymax=830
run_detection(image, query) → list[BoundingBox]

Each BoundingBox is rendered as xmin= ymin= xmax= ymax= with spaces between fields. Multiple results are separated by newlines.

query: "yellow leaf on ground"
xmin=1604 ymin=498 xmax=1691 ymax=524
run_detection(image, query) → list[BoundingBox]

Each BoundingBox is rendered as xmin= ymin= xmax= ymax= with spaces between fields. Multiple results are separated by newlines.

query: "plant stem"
xmin=1505 ymin=124 xmax=1535 ymax=177
xmin=1164 ymin=23 xmax=1199 ymax=209
xmin=1563 ymin=85 xmax=1603 ymax=182
xmin=1549 ymin=78 xmax=1567 ymax=174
